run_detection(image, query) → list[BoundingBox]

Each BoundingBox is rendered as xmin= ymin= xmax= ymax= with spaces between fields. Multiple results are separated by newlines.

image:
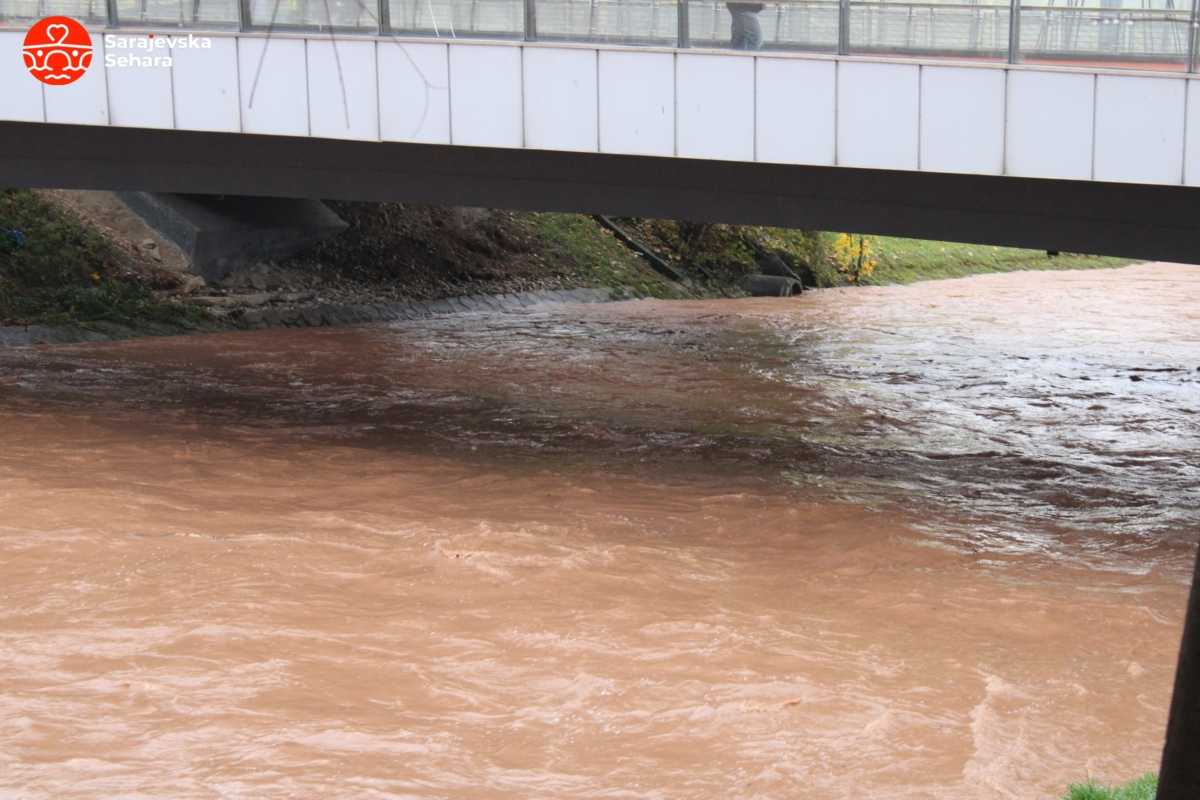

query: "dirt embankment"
xmin=0 ymin=192 xmax=705 ymax=344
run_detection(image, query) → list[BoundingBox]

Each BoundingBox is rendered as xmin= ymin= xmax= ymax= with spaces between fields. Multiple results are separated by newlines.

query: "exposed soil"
xmin=273 ymin=203 xmax=616 ymax=304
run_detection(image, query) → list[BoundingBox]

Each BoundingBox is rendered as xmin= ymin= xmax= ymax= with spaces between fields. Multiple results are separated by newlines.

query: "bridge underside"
xmin=2 ymin=120 xmax=1199 ymax=263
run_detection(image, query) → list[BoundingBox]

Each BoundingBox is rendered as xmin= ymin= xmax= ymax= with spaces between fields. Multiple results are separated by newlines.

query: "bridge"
xmin=3 ymin=0 xmax=1200 ymax=260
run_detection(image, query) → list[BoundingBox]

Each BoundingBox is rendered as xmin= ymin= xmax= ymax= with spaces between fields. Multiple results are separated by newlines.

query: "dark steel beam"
xmin=2 ymin=121 xmax=1200 ymax=263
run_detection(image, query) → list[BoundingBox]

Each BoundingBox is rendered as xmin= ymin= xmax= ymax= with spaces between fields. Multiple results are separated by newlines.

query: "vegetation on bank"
xmin=1 ymin=189 xmax=1139 ymax=330
xmin=284 ymin=203 xmax=679 ymax=301
xmin=618 ymin=220 xmax=1132 ymax=290
xmin=1062 ymin=773 xmax=1157 ymax=800
xmin=865 ymin=235 xmax=1131 ymax=285
xmin=514 ymin=212 xmax=680 ymax=299
xmin=0 ymin=189 xmax=204 ymax=328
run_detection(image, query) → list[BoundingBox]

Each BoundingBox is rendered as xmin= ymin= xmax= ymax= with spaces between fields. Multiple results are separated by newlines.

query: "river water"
xmin=0 ymin=262 xmax=1197 ymax=799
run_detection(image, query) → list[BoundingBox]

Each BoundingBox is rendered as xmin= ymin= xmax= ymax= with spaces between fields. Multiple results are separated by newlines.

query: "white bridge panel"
xmin=44 ymin=37 xmax=108 ymax=127
xmin=106 ymin=40 xmax=174 ymax=130
xmin=598 ymin=50 xmax=674 ymax=157
xmin=1094 ymin=75 xmax=1184 ymax=185
xmin=837 ymin=61 xmax=919 ymax=170
xmin=1006 ymin=70 xmax=1094 ymax=180
xmin=920 ymin=66 xmax=1004 ymax=176
xmin=4 ymin=29 xmax=1197 ymax=191
xmin=449 ymin=44 xmax=522 ymax=148
xmin=676 ymin=53 xmax=754 ymax=161
xmin=755 ymin=57 xmax=835 ymax=166
xmin=238 ymin=38 xmax=308 ymax=137
xmin=0 ymin=32 xmax=44 ymax=123
xmin=378 ymin=42 xmax=450 ymax=145
xmin=171 ymin=37 xmax=239 ymax=133
xmin=523 ymin=47 xmax=598 ymax=153
xmin=307 ymin=40 xmax=379 ymax=142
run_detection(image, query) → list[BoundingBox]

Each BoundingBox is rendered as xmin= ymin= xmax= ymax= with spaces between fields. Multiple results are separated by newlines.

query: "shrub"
xmin=830 ymin=233 xmax=878 ymax=285
xmin=0 ymin=189 xmax=201 ymax=326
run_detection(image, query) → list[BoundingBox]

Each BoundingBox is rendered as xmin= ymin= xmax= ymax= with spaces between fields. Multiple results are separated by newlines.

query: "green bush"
xmin=627 ymin=220 xmax=834 ymax=289
xmin=0 ymin=188 xmax=119 ymax=289
xmin=753 ymin=227 xmax=836 ymax=286
xmin=0 ymin=189 xmax=201 ymax=327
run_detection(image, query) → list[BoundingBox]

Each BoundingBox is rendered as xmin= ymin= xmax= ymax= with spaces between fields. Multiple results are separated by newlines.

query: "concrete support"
xmin=117 ymin=192 xmax=347 ymax=283
xmin=1159 ymin=542 xmax=1200 ymax=799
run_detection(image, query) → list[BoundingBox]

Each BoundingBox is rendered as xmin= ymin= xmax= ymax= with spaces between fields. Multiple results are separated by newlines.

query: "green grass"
xmin=1063 ymin=773 xmax=1158 ymax=800
xmin=0 ymin=188 xmax=204 ymax=328
xmin=863 ymin=235 xmax=1133 ymax=286
xmin=525 ymin=212 xmax=684 ymax=299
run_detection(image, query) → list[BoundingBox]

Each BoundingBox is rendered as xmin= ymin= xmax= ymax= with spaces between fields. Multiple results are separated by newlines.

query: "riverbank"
xmin=0 ymin=191 xmax=673 ymax=345
xmin=865 ymin=236 xmax=1129 ymax=285
xmin=1 ymin=189 xmax=1136 ymax=343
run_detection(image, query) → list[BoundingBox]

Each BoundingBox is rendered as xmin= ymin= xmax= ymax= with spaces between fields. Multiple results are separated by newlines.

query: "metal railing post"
xmin=678 ymin=0 xmax=690 ymax=47
xmin=1007 ymin=0 xmax=1021 ymax=63
xmin=105 ymin=0 xmax=118 ymax=27
xmin=1188 ymin=0 xmax=1199 ymax=72
xmin=838 ymin=0 xmax=850 ymax=55
xmin=377 ymin=0 xmax=390 ymax=35
xmin=524 ymin=0 xmax=537 ymax=40
xmin=239 ymin=0 xmax=252 ymax=30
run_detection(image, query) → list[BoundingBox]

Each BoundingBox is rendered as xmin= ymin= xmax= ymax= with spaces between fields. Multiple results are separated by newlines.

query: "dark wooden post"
xmin=1158 ymin=541 xmax=1200 ymax=799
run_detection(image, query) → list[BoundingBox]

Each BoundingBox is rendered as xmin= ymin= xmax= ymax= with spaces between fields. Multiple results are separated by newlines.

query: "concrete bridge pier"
xmin=117 ymin=192 xmax=347 ymax=283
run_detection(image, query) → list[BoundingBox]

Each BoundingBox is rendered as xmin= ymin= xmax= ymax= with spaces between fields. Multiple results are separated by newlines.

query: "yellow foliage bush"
xmin=831 ymin=233 xmax=878 ymax=285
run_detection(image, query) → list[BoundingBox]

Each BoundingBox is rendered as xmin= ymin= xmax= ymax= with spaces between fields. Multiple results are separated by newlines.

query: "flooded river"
xmin=1 ymin=262 xmax=1197 ymax=799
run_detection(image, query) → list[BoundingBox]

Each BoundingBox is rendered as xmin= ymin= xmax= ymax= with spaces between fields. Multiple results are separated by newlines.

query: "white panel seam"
xmin=1182 ymin=79 xmax=1190 ymax=185
xmin=597 ymin=48 xmax=604 ymax=153
xmin=169 ymin=44 xmax=178 ymax=130
xmin=100 ymin=37 xmax=111 ymax=127
xmin=1090 ymin=73 xmax=1098 ymax=180
xmin=447 ymin=43 xmax=455 ymax=145
xmin=305 ymin=39 xmax=312 ymax=137
xmin=917 ymin=65 xmax=924 ymax=170
xmin=673 ymin=51 xmax=678 ymax=158
xmin=235 ymin=37 xmax=245 ymax=134
xmin=915 ymin=64 xmax=922 ymax=171
xmin=520 ymin=45 xmax=527 ymax=149
xmin=369 ymin=41 xmax=379 ymax=143
xmin=752 ymin=56 xmax=758 ymax=162
xmin=1001 ymin=68 xmax=1009 ymax=176
xmin=833 ymin=61 xmax=839 ymax=167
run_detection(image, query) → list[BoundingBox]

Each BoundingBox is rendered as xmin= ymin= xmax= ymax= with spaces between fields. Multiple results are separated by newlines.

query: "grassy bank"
xmin=864 ymin=236 xmax=1132 ymax=285
xmin=613 ymin=220 xmax=1134 ymax=290
xmin=1063 ymin=773 xmax=1157 ymax=800
xmin=525 ymin=213 xmax=680 ymax=299
xmin=282 ymin=203 xmax=678 ymax=301
xmin=0 ymin=189 xmax=203 ymax=328
xmin=2 ymin=190 xmax=1143 ymax=331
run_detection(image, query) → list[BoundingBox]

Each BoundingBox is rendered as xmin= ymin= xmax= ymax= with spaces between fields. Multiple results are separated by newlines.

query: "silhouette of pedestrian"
xmin=727 ymin=2 xmax=764 ymax=50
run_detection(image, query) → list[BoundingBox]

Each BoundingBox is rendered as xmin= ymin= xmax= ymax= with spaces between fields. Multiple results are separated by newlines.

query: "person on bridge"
xmin=726 ymin=2 xmax=765 ymax=50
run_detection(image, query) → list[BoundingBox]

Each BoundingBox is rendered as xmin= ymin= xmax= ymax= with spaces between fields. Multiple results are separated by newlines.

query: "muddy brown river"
xmin=1 ymin=262 xmax=1198 ymax=799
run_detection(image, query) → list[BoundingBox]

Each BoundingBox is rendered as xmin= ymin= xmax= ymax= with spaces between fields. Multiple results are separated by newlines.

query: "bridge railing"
xmin=1 ymin=0 xmax=1197 ymax=71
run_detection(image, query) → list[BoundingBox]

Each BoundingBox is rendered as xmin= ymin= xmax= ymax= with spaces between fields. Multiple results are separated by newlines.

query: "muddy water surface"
xmin=1 ymin=263 xmax=1198 ymax=799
